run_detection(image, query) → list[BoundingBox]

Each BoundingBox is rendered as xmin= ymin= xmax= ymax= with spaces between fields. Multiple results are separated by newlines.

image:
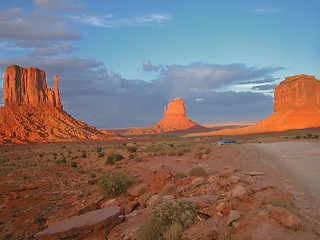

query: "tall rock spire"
xmin=54 ymin=75 xmax=62 ymax=109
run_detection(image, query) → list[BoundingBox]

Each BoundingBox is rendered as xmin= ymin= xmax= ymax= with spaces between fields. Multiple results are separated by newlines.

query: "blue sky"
xmin=0 ymin=0 xmax=319 ymax=128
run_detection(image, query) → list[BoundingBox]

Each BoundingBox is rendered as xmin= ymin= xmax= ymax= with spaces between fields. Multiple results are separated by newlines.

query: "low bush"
xmin=136 ymin=198 xmax=197 ymax=240
xmin=139 ymin=192 xmax=152 ymax=208
xmin=160 ymin=184 xmax=176 ymax=197
xmin=106 ymin=153 xmax=124 ymax=165
xmin=127 ymin=146 xmax=138 ymax=153
xmin=70 ymin=161 xmax=77 ymax=168
xmin=188 ymin=166 xmax=206 ymax=177
xmin=97 ymin=170 xmax=130 ymax=197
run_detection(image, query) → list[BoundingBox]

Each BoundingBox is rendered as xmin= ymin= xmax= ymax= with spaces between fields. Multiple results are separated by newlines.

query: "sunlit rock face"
xmin=274 ymin=74 xmax=320 ymax=112
xmin=126 ymin=98 xmax=207 ymax=134
xmin=0 ymin=65 xmax=117 ymax=143
xmin=189 ymin=74 xmax=320 ymax=136
xmin=3 ymin=65 xmax=62 ymax=109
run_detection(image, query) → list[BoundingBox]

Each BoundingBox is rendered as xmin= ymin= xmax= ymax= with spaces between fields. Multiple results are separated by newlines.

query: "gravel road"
xmin=249 ymin=140 xmax=320 ymax=202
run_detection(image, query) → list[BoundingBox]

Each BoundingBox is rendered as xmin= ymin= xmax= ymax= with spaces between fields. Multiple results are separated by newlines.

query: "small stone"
xmin=219 ymin=179 xmax=229 ymax=188
xmin=245 ymin=172 xmax=264 ymax=176
xmin=222 ymin=203 xmax=234 ymax=216
xmin=163 ymin=195 xmax=175 ymax=200
xmin=146 ymin=194 xmax=159 ymax=207
xmin=201 ymin=154 xmax=208 ymax=160
xmin=227 ymin=210 xmax=240 ymax=226
xmin=230 ymin=176 xmax=240 ymax=184
xmin=231 ymin=185 xmax=246 ymax=198
xmin=191 ymin=177 xmax=205 ymax=186
xmin=207 ymin=175 xmax=216 ymax=183
xmin=216 ymin=202 xmax=225 ymax=212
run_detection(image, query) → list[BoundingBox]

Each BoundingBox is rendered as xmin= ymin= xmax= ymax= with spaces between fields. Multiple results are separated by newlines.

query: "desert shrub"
xmin=175 ymin=172 xmax=186 ymax=179
xmin=106 ymin=153 xmax=124 ymax=165
xmin=97 ymin=170 xmax=130 ymax=197
xmin=97 ymin=147 xmax=102 ymax=152
xmin=167 ymin=150 xmax=176 ymax=156
xmin=139 ymin=192 xmax=152 ymax=208
xmin=81 ymin=152 xmax=87 ymax=158
xmin=188 ymin=166 xmax=206 ymax=177
xmin=294 ymin=135 xmax=301 ymax=139
xmin=70 ymin=161 xmax=77 ymax=168
xmin=136 ymin=198 xmax=197 ymax=240
xmin=160 ymin=184 xmax=176 ymax=197
xmin=175 ymin=147 xmax=191 ymax=156
xmin=98 ymin=152 xmax=104 ymax=158
xmin=163 ymin=222 xmax=183 ymax=240
xmin=169 ymin=144 xmax=174 ymax=148
xmin=34 ymin=214 xmax=44 ymax=223
xmin=39 ymin=153 xmax=44 ymax=158
xmin=137 ymin=183 xmax=148 ymax=195
xmin=312 ymin=134 xmax=319 ymax=139
xmin=127 ymin=146 xmax=138 ymax=153
xmin=129 ymin=154 xmax=135 ymax=159
xmin=307 ymin=133 xmax=312 ymax=139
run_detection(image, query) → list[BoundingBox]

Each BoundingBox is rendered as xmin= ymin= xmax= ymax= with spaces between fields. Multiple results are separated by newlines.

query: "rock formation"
xmin=126 ymin=98 xmax=208 ymax=134
xmin=0 ymin=65 xmax=117 ymax=143
xmin=187 ymin=74 xmax=320 ymax=136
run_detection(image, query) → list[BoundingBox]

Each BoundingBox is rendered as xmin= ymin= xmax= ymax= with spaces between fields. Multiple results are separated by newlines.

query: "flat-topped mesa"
xmin=3 ymin=65 xmax=62 ymax=109
xmin=274 ymin=74 xmax=320 ymax=112
xmin=164 ymin=98 xmax=186 ymax=117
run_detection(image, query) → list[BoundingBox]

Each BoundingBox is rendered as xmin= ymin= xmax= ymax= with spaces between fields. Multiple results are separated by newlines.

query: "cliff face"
xmin=126 ymin=98 xmax=208 ymax=134
xmin=187 ymin=74 xmax=320 ymax=137
xmin=0 ymin=65 xmax=117 ymax=143
xmin=3 ymin=65 xmax=62 ymax=109
xmin=274 ymin=74 xmax=320 ymax=112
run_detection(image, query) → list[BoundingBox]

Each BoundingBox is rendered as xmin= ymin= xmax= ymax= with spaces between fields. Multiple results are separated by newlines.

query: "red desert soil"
xmin=187 ymin=74 xmax=320 ymax=137
xmin=0 ymin=137 xmax=319 ymax=239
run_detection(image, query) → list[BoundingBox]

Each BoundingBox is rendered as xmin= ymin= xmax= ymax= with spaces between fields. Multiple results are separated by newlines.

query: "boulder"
xmin=35 ymin=206 xmax=122 ymax=239
xmin=271 ymin=206 xmax=303 ymax=230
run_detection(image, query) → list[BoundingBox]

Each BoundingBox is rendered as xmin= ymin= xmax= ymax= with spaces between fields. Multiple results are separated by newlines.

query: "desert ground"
xmin=0 ymin=130 xmax=320 ymax=239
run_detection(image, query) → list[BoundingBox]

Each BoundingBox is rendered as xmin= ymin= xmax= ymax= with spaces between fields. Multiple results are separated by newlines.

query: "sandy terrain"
xmin=248 ymin=140 xmax=320 ymax=202
xmin=1 ymin=138 xmax=320 ymax=239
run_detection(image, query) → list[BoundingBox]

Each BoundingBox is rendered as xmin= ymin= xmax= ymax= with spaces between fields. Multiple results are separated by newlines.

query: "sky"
xmin=0 ymin=0 xmax=319 ymax=128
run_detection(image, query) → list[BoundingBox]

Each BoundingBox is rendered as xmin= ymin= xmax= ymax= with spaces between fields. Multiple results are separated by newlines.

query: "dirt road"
xmin=247 ymin=140 xmax=320 ymax=202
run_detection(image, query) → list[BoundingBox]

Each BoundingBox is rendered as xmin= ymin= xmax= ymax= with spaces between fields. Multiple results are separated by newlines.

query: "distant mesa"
xmin=187 ymin=74 xmax=320 ymax=136
xmin=126 ymin=98 xmax=209 ymax=134
xmin=0 ymin=65 xmax=117 ymax=143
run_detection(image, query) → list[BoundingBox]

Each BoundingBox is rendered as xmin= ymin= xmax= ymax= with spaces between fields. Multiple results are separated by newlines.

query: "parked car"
xmin=214 ymin=140 xmax=235 ymax=145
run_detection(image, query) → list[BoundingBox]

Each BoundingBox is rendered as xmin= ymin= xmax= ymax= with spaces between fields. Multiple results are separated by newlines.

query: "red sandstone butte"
xmin=126 ymin=98 xmax=208 ymax=134
xmin=187 ymin=74 xmax=320 ymax=136
xmin=0 ymin=65 xmax=117 ymax=143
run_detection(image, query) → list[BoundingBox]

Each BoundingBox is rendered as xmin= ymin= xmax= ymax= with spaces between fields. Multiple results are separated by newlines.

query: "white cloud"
xmin=70 ymin=13 xmax=171 ymax=28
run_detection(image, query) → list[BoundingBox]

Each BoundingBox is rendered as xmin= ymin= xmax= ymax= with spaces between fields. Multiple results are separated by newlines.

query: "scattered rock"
xmin=219 ymin=179 xmax=229 ymax=188
xmin=163 ymin=195 xmax=175 ymax=200
xmin=231 ymin=185 xmax=246 ymax=198
xmin=263 ymin=192 xmax=294 ymax=205
xmin=146 ymin=194 xmax=159 ymax=207
xmin=101 ymin=198 xmax=117 ymax=209
xmin=245 ymin=172 xmax=265 ymax=176
xmin=230 ymin=175 xmax=240 ymax=184
xmin=35 ymin=206 xmax=122 ymax=239
xmin=222 ymin=202 xmax=234 ymax=216
xmin=271 ymin=206 xmax=303 ymax=230
xmin=201 ymin=154 xmax=208 ymax=160
xmin=181 ymin=195 xmax=218 ymax=208
xmin=227 ymin=210 xmax=240 ymax=226
xmin=191 ymin=177 xmax=205 ymax=186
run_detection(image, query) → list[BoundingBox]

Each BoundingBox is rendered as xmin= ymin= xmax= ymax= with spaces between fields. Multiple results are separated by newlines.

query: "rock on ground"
xmin=35 ymin=206 xmax=121 ymax=239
